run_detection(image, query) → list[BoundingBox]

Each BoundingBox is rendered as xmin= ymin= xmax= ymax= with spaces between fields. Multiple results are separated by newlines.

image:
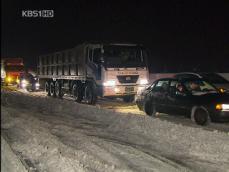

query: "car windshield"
xmin=183 ymin=79 xmax=218 ymax=95
xmin=201 ymin=73 xmax=229 ymax=84
xmin=103 ymin=45 xmax=146 ymax=67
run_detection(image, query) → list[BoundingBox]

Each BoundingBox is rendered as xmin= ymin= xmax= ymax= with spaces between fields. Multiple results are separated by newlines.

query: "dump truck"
xmin=37 ymin=42 xmax=149 ymax=104
xmin=2 ymin=58 xmax=24 ymax=85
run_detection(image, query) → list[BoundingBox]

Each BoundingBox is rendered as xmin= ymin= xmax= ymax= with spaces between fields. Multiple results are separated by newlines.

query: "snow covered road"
xmin=1 ymin=91 xmax=229 ymax=172
xmin=3 ymin=86 xmax=229 ymax=133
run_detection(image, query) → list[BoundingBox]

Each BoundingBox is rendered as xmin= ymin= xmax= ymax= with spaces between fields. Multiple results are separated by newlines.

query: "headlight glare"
xmin=21 ymin=79 xmax=28 ymax=85
xmin=103 ymin=80 xmax=116 ymax=86
xmin=7 ymin=76 xmax=12 ymax=82
xmin=140 ymin=79 xmax=148 ymax=85
xmin=216 ymin=104 xmax=229 ymax=111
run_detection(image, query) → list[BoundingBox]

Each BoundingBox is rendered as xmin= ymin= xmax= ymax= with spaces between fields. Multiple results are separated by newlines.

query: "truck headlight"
xmin=21 ymin=79 xmax=28 ymax=88
xmin=21 ymin=79 xmax=28 ymax=84
xmin=140 ymin=79 xmax=148 ymax=85
xmin=6 ymin=76 xmax=12 ymax=83
xmin=103 ymin=80 xmax=116 ymax=86
xmin=216 ymin=104 xmax=229 ymax=111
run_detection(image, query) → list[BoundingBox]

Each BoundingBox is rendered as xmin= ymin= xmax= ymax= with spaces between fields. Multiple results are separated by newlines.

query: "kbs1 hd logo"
xmin=22 ymin=10 xmax=54 ymax=18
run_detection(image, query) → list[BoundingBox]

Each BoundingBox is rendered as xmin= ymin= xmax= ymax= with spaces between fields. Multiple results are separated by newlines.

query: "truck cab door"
xmin=87 ymin=48 xmax=102 ymax=80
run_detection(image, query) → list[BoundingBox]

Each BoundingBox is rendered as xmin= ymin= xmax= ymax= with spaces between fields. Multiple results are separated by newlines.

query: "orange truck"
xmin=2 ymin=58 xmax=25 ymax=85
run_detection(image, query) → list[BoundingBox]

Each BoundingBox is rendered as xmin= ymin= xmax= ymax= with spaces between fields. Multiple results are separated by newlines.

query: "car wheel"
xmin=192 ymin=107 xmax=210 ymax=125
xmin=144 ymin=100 xmax=157 ymax=117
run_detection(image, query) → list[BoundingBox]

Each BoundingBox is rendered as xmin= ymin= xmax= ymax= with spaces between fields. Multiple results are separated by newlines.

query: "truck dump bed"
xmin=37 ymin=45 xmax=87 ymax=80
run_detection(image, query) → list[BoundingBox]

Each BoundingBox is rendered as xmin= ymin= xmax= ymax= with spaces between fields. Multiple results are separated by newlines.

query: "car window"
xmin=169 ymin=80 xmax=178 ymax=94
xmin=183 ymin=80 xmax=217 ymax=95
xmin=153 ymin=80 xmax=169 ymax=92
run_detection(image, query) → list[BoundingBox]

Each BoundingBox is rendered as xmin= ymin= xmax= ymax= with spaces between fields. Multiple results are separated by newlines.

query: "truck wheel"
xmin=123 ymin=95 xmax=134 ymax=102
xmin=72 ymin=84 xmax=83 ymax=102
xmin=84 ymin=83 xmax=97 ymax=105
xmin=50 ymin=82 xmax=56 ymax=97
xmin=45 ymin=82 xmax=51 ymax=96
xmin=55 ymin=82 xmax=63 ymax=98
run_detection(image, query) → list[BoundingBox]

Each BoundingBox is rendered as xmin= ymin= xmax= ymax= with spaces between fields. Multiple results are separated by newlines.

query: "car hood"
xmin=193 ymin=93 xmax=229 ymax=104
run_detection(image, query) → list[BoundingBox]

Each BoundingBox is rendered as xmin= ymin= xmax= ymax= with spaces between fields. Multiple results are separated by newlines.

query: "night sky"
xmin=1 ymin=0 xmax=229 ymax=72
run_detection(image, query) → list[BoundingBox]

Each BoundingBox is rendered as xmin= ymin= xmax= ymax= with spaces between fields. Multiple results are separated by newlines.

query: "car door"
xmin=167 ymin=81 xmax=191 ymax=115
xmin=166 ymin=80 xmax=179 ymax=114
xmin=151 ymin=80 xmax=170 ymax=113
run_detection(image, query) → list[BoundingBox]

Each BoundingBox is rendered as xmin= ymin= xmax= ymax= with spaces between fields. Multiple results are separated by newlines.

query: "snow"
xmin=1 ymin=91 xmax=229 ymax=172
xmin=1 ymin=136 xmax=28 ymax=172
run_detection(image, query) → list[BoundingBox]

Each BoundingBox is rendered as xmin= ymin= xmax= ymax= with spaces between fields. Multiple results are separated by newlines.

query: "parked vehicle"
xmin=1 ymin=58 xmax=25 ymax=85
xmin=136 ymin=78 xmax=229 ymax=125
xmin=174 ymin=72 xmax=229 ymax=92
xmin=1 ymin=59 xmax=6 ymax=83
xmin=18 ymin=72 xmax=40 ymax=91
xmin=37 ymin=42 xmax=149 ymax=104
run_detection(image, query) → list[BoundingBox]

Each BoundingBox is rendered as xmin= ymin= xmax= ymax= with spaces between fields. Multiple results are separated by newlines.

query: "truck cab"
xmin=86 ymin=43 xmax=149 ymax=102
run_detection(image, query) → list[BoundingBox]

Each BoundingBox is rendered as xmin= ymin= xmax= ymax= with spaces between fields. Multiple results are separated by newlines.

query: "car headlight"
xmin=140 ymin=79 xmax=148 ymax=85
xmin=219 ymin=88 xmax=225 ymax=93
xmin=103 ymin=80 xmax=116 ymax=86
xmin=216 ymin=104 xmax=229 ymax=111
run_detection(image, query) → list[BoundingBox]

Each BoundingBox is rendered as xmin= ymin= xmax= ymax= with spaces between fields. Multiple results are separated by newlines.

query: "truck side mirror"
xmin=100 ymin=56 xmax=104 ymax=63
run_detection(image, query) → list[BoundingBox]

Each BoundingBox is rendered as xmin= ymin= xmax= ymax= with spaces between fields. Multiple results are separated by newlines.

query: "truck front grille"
xmin=117 ymin=75 xmax=139 ymax=84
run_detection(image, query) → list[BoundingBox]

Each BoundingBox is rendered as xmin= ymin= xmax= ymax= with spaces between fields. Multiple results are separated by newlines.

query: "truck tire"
xmin=123 ymin=95 xmax=135 ymax=102
xmin=72 ymin=84 xmax=83 ymax=102
xmin=55 ymin=81 xmax=63 ymax=98
xmin=84 ymin=83 xmax=97 ymax=105
xmin=50 ymin=81 xmax=56 ymax=97
xmin=45 ymin=82 xmax=51 ymax=96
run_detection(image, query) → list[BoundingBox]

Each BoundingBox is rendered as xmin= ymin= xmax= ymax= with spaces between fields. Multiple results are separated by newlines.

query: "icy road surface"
xmin=3 ymin=86 xmax=229 ymax=133
xmin=1 ymin=91 xmax=229 ymax=172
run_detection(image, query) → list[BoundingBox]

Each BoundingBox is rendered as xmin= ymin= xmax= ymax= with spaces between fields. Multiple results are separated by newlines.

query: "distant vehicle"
xmin=2 ymin=58 xmax=25 ymax=85
xmin=136 ymin=78 xmax=229 ymax=125
xmin=38 ymin=42 xmax=149 ymax=104
xmin=1 ymin=59 xmax=6 ymax=83
xmin=18 ymin=72 xmax=40 ymax=91
xmin=174 ymin=72 xmax=229 ymax=92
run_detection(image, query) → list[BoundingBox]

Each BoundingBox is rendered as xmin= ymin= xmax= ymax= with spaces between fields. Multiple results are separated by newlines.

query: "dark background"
xmin=1 ymin=0 xmax=229 ymax=72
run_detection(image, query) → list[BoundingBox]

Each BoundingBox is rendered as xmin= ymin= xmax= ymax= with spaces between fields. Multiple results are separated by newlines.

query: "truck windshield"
xmin=5 ymin=65 xmax=24 ymax=72
xmin=103 ymin=45 xmax=146 ymax=67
